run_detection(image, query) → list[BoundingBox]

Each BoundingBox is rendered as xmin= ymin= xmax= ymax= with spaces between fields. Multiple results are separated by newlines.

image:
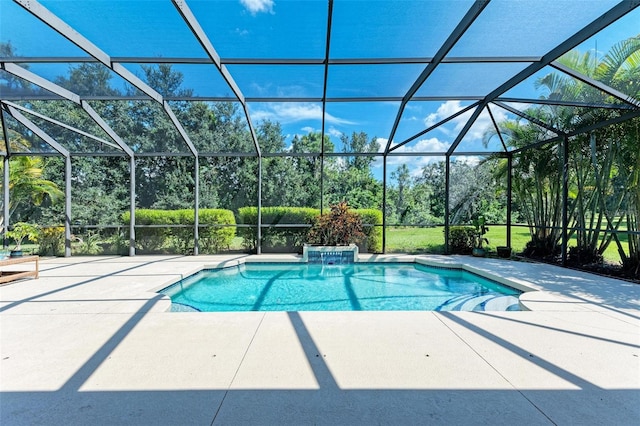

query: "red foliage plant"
xmin=307 ymin=201 xmax=365 ymax=246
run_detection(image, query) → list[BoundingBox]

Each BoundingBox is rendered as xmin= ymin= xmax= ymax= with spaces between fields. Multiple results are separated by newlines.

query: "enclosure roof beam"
xmin=486 ymin=104 xmax=508 ymax=152
xmin=171 ymin=0 xmax=260 ymax=156
xmin=492 ymin=101 xmax=566 ymax=135
xmin=389 ymin=102 xmax=479 ymax=153
xmin=458 ymin=0 xmax=640 ymax=155
xmin=4 ymin=104 xmax=70 ymax=157
xmin=509 ymin=109 xmax=640 ymax=156
xmin=1 ymin=62 xmax=80 ymax=104
xmin=4 ymin=91 xmax=632 ymax=108
xmin=510 ymin=136 xmax=561 ymax=156
xmin=0 ymin=63 xmax=134 ymax=157
xmin=494 ymin=97 xmax=636 ymax=109
xmin=12 ymin=0 xmax=110 ymax=66
xmin=0 ymin=55 xmax=542 ymax=66
xmin=446 ymin=103 xmax=486 ymax=156
xmin=319 ymin=0 xmax=334 ymax=159
xmin=550 ymin=60 xmax=640 ymax=108
xmin=78 ymin=102 xmax=134 ymax=157
xmin=1 ymin=100 xmax=122 ymax=151
xmin=0 ymin=106 xmax=10 ymax=157
xmin=384 ymin=0 xmax=490 ymax=154
xmin=14 ymin=0 xmax=198 ymax=157
xmin=567 ymin=108 xmax=640 ymax=137
xmin=481 ymin=0 xmax=640 ymax=107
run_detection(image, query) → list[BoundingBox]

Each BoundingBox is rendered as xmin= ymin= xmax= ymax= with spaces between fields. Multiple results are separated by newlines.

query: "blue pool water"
xmin=160 ymin=263 xmax=522 ymax=312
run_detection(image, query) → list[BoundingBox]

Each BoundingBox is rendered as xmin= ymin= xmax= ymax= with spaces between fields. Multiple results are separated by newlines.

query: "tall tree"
xmin=289 ymin=132 xmax=333 ymax=208
xmin=325 ymin=132 xmax=382 ymax=209
xmin=258 ymin=120 xmax=297 ymax=206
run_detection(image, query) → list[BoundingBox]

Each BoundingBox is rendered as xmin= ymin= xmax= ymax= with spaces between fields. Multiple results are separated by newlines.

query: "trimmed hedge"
xmin=238 ymin=207 xmax=319 ymax=253
xmin=447 ymin=226 xmax=476 ymax=254
xmin=122 ymin=209 xmax=236 ymax=254
xmin=237 ymin=206 xmax=383 ymax=253
xmin=356 ymin=209 xmax=383 ymax=253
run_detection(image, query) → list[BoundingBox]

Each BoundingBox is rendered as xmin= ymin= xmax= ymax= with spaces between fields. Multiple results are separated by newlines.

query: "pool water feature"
xmin=160 ymin=262 xmax=522 ymax=312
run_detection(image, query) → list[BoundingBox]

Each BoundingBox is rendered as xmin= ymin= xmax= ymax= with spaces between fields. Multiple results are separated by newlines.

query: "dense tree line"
xmin=0 ymin=41 xmax=515 ymax=231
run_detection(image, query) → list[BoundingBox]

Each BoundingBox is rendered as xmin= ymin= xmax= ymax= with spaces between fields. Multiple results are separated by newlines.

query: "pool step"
xmin=437 ymin=294 xmax=520 ymax=311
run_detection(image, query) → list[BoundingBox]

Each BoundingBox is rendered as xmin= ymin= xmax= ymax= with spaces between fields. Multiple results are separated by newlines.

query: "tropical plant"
xmin=307 ymin=201 xmax=365 ymax=246
xmin=483 ymin=116 xmax=566 ymax=257
xmin=6 ymin=222 xmax=40 ymax=251
xmin=541 ymin=36 xmax=640 ymax=271
xmin=472 ymin=215 xmax=489 ymax=250
xmin=38 ymin=226 xmax=65 ymax=256
xmin=483 ymin=34 xmax=639 ymax=272
xmin=2 ymin=156 xmax=63 ymax=226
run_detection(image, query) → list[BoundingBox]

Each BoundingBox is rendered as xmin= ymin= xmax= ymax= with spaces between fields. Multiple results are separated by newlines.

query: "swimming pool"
xmin=160 ymin=262 xmax=522 ymax=312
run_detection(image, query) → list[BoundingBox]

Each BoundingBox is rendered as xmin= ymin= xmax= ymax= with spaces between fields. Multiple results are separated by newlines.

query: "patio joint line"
xmin=210 ymin=312 xmax=267 ymax=426
xmin=433 ymin=312 xmax=558 ymax=426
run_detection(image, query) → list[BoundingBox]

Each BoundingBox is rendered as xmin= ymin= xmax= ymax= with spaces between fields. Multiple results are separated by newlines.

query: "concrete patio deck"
xmin=1 ymin=254 xmax=638 ymax=425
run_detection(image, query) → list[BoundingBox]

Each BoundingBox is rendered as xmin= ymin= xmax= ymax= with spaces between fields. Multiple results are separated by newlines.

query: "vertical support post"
xmin=64 ymin=155 xmax=72 ymax=257
xmin=506 ymin=154 xmax=513 ymax=248
xmin=561 ymin=136 xmax=569 ymax=266
xmin=3 ymin=156 xmax=9 ymax=247
xmin=444 ymin=155 xmax=451 ymax=254
xmin=129 ymin=156 xmax=136 ymax=256
xmin=382 ymin=155 xmax=387 ymax=253
xmin=320 ymin=155 xmax=324 ymax=213
xmin=194 ymin=155 xmax=199 ymax=255
xmin=257 ymin=156 xmax=262 ymax=255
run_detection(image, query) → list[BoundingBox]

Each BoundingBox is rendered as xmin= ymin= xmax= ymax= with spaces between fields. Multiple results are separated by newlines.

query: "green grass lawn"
xmin=385 ymin=225 xmax=626 ymax=263
xmin=22 ymin=226 xmax=628 ymax=264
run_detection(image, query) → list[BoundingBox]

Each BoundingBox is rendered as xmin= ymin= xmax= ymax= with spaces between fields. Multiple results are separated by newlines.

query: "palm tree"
xmin=1 ymin=155 xmax=63 ymax=227
xmin=539 ymin=36 xmax=640 ymax=270
xmin=486 ymin=35 xmax=639 ymax=273
xmin=483 ymin=113 xmax=566 ymax=257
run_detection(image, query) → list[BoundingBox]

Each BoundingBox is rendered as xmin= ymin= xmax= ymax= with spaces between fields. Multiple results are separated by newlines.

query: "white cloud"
xmin=240 ymin=0 xmax=274 ymax=15
xmin=234 ymin=28 xmax=249 ymax=36
xmin=421 ymin=101 xmax=510 ymax=149
xmin=370 ymin=137 xmax=451 ymax=176
xmin=424 ymin=100 xmax=466 ymax=128
xmin=301 ymin=126 xmax=315 ymax=133
xmin=455 ymin=156 xmax=482 ymax=166
xmin=466 ymin=108 xmax=508 ymax=141
xmin=251 ymin=103 xmax=356 ymax=125
xmin=395 ymin=137 xmax=450 ymax=154
xmin=327 ymin=126 xmax=343 ymax=138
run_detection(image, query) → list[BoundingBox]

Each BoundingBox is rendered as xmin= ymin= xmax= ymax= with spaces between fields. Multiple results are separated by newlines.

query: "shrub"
xmin=308 ymin=202 xmax=365 ymax=246
xmin=123 ymin=210 xmax=172 ymax=252
xmin=521 ymin=236 xmax=560 ymax=259
xmin=198 ymin=209 xmax=236 ymax=253
xmin=238 ymin=206 xmax=319 ymax=252
xmin=568 ymin=245 xmax=603 ymax=265
xmin=354 ymin=208 xmax=383 ymax=253
xmin=38 ymin=226 xmax=65 ymax=256
xmin=72 ymin=231 xmax=104 ymax=255
xmin=448 ymin=226 xmax=476 ymax=254
xmin=122 ymin=209 xmax=236 ymax=254
xmin=237 ymin=205 xmax=383 ymax=253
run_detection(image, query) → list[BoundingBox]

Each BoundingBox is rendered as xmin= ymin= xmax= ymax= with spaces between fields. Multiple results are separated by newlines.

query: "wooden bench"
xmin=0 ymin=255 xmax=39 ymax=284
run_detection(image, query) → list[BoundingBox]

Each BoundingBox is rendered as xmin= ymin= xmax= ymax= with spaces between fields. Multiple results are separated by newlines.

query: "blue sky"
xmin=1 ymin=0 xmax=638 ymax=177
